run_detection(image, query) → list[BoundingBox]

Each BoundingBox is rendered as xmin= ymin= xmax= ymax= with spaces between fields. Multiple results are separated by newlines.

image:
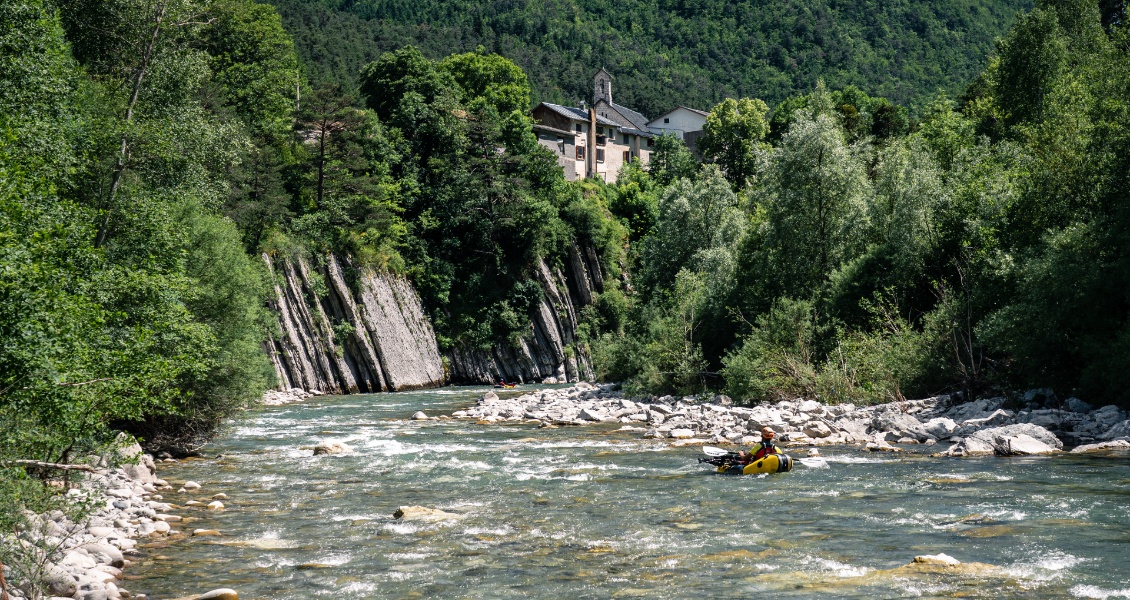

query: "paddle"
xmin=702 ymin=446 xmax=732 ymax=457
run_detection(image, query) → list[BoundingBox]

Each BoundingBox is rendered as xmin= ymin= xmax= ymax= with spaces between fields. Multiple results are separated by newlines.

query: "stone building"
xmin=531 ymin=70 xmax=655 ymax=183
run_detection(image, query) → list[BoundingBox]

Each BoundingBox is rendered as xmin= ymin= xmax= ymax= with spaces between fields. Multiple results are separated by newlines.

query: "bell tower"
xmin=593 ymin=68 xmax=612 ymax=105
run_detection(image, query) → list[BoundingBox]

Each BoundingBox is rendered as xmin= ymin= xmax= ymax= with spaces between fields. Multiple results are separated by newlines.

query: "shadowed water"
xmin=129 ymin=387 xmax=1130 ymax=599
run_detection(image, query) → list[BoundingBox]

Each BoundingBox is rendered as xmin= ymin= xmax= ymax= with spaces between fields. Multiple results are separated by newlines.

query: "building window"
xmin=596 ymin=148 xmax=605 ymax=163
xmin=623 ymin=150 xmax=630 ymax=162
xmin=576 ymin=146 xmax=585 ymax=160
xmin=647 ymin=138 xmax=654 ymax=148
xmin=557 ymin=138 xmax=565 ymax=154
xmin=664 ymin=117 xmax=670 ymax=124
xmin=622 ymin=134 xmax=628 ymax=144
xmin=597 ymin=135 xmax=607 ymax=146
xmin=575 ymin=123 xmax=582 ymax=133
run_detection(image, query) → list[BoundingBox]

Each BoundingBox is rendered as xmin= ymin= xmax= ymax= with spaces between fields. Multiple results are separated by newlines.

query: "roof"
xmin=537 ymin=102 xmax=621 ymax=127
xmin=609 ymin=102 xmax=650 ymax=130
xmin=620 ymin=127 xmax=655 ymax=138
xmin=647 ymin=105 xmax=710 ymax=125
xmin=532 ymin=123 xmax=576 ymax=137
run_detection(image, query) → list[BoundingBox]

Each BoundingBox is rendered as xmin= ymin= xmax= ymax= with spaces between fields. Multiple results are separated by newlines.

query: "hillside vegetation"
xmin=4 ymin=0 xmax=1130 ymax=591
xmin=267 ymin=0 xmax=1030 ymax=116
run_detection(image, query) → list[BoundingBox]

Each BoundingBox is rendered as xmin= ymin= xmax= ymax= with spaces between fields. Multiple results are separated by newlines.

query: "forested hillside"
xmin=267 ymin=0 xmax=1031 ymax=116
xmin=592 ymin=0 xmax=1130 ymax=409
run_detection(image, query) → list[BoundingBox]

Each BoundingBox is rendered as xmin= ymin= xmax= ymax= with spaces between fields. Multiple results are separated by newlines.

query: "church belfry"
xmin=593 ymin=68 xmax=612 ymax=105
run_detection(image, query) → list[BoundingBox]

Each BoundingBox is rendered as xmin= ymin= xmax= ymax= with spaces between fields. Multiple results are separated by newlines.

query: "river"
xmin=129 ymin=386 xmax=1130 ymax=599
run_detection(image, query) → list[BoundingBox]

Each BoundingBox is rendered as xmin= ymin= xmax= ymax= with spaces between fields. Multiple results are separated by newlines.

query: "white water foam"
xmin=800 ymin=554 xmax=870 ymax=577
xmin=1005 ymin=549 xmax=1086 ymax=582
xmin=1072 ymin=585 xmax=1130 ymax=598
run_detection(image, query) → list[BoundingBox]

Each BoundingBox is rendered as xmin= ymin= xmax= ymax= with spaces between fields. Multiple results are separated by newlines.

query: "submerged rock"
xmin=313 ymin=442 xmax=351 ymax=456
xmin=393 ymin=506 xmax=462 ymax=521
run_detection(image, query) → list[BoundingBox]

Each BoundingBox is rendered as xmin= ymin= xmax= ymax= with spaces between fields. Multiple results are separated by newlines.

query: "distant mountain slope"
xmin=269 ymin=0 xmax=1029 ymax=116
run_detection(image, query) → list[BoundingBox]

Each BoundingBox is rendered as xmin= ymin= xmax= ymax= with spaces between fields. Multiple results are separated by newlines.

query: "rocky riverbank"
xmin=2 ymin=441 xmax=237 ymax=600
xmin=445 ymin=384 xmax=1130 ymax=455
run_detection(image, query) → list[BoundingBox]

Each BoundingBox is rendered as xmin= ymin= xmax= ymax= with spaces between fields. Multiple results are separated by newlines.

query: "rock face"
xmin=262 ymin=253 xmax=445 ymax=394
xmin=263 ymin=247 xmax=607 ymax=394
xmin=445 ymin=253 xmax=600 ymax=385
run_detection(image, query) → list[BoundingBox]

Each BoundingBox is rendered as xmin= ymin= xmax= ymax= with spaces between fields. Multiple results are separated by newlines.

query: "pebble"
xmin=183 ymin=481 xmax=201 ymax=490
xmin=207 ymin=501 xmax=224 ymax=511
xmin=10 ymin=438 xmax=184 ymax=600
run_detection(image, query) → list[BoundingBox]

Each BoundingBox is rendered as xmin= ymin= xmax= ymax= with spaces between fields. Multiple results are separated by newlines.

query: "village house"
xmin=531 ymin=70 xmax=656 ymax=183
xmin=532 ymin=69 xmax=711 ymax=182
xmin=647 ymin=106 xmax=709 ymax=156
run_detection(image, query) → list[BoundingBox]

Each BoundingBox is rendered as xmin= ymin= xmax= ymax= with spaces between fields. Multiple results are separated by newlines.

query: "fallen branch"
xmin=0 ymin=460 xmax=95 ymax=472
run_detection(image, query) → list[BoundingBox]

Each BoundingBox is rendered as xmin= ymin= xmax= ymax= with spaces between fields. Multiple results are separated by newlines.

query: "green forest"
xmin=3 ymin=0 xmax=1130 ymax=589
xmin=265 ymin=0 xmax=1034 ymax=116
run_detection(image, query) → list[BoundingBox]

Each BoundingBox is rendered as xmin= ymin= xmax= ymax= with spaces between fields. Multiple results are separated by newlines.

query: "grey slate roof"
xmin=620 ymin=127 xmax=655 ymax=138
xmin=532 ymin=123 xmax=576 ymax=137
xmin=610 ymin=102 xmax=650 ymax=130
xmin=540 ymin=102 xmax=621 ymax=127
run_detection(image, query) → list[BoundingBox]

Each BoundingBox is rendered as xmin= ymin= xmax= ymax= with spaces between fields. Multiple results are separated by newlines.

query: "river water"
xmin=129 ymin=387 xmax=1130 ymax=599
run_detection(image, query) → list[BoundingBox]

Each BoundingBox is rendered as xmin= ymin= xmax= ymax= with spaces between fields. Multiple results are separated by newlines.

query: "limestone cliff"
xmin=262 ymin=253 xmax=446 ymax=393
xmin=263 ymin=243 xmax=607 ymax=392
xmin=445 ymin=244 xmax=604 ymax=385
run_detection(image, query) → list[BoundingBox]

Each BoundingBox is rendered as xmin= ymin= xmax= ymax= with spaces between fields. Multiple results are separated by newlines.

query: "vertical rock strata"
xmin=263 ymin=243 xmax=606 ymax=392
xmin=444 ymin=245 xmax=603 ymax=385
xmin=262 ymin=253 xmax=444 ymax=393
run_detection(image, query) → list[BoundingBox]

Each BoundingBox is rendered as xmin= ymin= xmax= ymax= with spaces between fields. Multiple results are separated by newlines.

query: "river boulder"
xmin=79 ymin=542 xmax=124 ymax=568
xmin=393 ymin=506 xmax=462 ymax=521
xmin=922 ymin=417 xmax=958 ymax=440
xmin=992 ymin=433 xmax=1056 ymax=456
xmin=913 ymin=553 xmax=961 ymax=566
xmin=871 ymin=408 xmax=929 ymax=442
xmin=1100 ymin=419 xmax=1130 ymax=440
xmin=1070 ymin=440 xmax=1130 ymax=453
xmin=42 ymin=562 xmax=77 ymax=597
xmin=313 ymin=442 xmax=351 ymax=456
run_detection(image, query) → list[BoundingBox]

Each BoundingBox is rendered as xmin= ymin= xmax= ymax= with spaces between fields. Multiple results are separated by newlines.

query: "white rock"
xmin=196 ymin=589 xmax=239 ymax=600
xmin=577 ymin=408 xmax=608 ymax=422
xmin=393 ymin=506 xmax=462 ymax=521
xmin=183 ymin=481 xmax=201 ymax=490
xmin=797 ymin=399 xmax=822 ymax=413
xmin=207 ymin=501 xmax=225 ymax=511
xmin=669 ymin=428 xmax=695 ymax=439
xmin=913 ymin=553 xmax=960 ymax=566
xmin=411 ymin=411 xmax=429 ymax=420
xmin=1071 ymin=440 xmax=1130 ymax=453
